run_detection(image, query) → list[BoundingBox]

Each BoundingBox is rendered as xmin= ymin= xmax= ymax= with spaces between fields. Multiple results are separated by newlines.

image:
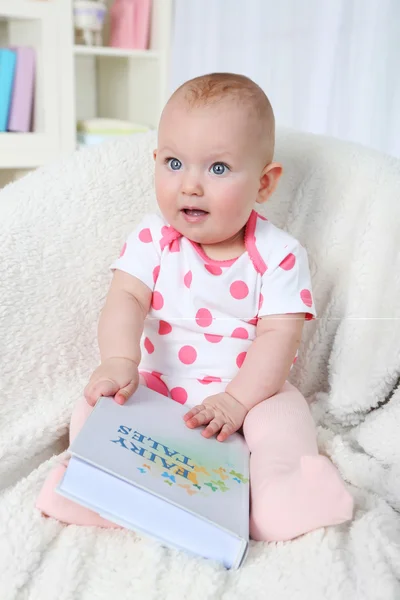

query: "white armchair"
xmin=1 ymin=129 xmax=399 ymax=598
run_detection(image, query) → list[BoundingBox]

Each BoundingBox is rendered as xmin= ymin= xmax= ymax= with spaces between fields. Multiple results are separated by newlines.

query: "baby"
xmin=37 ymin=73 xmax=353 ymax=541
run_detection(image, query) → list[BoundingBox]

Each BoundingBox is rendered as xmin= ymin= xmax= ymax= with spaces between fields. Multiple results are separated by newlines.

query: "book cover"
xmin=0 ymin=49 xmax=17 ymax=132
xmin=58 ymin=386 xmax=250 ymax=566
xmin=8 ymin=47 xmax=35 ymax=133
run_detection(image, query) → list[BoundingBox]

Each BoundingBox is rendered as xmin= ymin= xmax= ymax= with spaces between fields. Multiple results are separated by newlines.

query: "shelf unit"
xmin=0 ymin=0 xmax=172 ymax=177
xmin=0 ymin=0 xmax=75 ymax=169
xmin=73 ymin=44 xmax=159 ymax=59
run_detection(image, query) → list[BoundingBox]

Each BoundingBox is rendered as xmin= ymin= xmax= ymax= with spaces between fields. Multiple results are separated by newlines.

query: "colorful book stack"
xmin=0 ymin=47 xmax=35 ymax=133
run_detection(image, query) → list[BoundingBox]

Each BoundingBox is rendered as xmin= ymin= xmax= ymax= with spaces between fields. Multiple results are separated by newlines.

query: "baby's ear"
xmin=257 ymin=162 xmax=283 ymax=205
xmin=153 ymin=149 xmax=158 ymax=161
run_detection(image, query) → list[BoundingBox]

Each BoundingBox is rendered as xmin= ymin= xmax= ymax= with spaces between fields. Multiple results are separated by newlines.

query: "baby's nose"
xmin=181 ymin=171 xmax=203 ymax=196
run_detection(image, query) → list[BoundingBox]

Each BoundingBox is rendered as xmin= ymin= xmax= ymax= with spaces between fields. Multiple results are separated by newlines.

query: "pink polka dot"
xmin=300 ymin=289 xmax=313 ymax=308
xmin=151 ymin=371 xmax=162 ymax=378
xmin=161 ymin=226 xmax=170 ymax=236
xmin=153 ymin=265 xmax=160 ymax=284
xmin=152 ymin=291 xmax=164 ymax=310
xmin=158 ymin=320 xmax=172 ymax=335
xmin=230 ymin=280 xmax=249 ymax=300
xmin=184 ymin=270 xmax=192 ymax=288
xmin=259 ymin=293 xmax=264 ymax=310
xmin=204 ymin=333 xmax=223 ymax=343
xmin=279 ymin=253 xmax=296 ymax=270
xmin=119 ymin=242 xmax=127 ymax=257
xmin=231 ymin=327 xmax=248 ymax=339
xmin=195 ymin=308 xmax=213 ymax=327
xmin=170 ymin=239 xmax=180 ymax=252
xmin=144 ymin=337 xmax=154 ymax=354
xmin=205 ymin=264 xmax=223 ymax=276
xmin=198 ymin=376 xmax=222 ymax=385
xmin=236 ymin=352 xmax=247 ymax=368
xmin=258 ymin=214 xmax=268 ymax=221
xmin=247 ymin=317 xmax=258 ymax=326
xmin=178 ymin=345 xmax=197 ymax=365
xmin=141 ymin=371 xmax=169 ymax=397
xmin=170 ymin=387 xmax=188 ymax=404
xmin=139 ymin=228 xmax=152 ymax=243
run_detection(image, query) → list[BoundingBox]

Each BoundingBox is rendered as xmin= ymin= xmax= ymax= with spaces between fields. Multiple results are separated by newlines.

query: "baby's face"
xmin=154 ymin=101 xmax=268 ymax=245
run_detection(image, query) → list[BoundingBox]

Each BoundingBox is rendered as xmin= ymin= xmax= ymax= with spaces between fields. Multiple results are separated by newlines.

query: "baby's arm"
xmin=84 ymin=270 xmax=152 ymax=405
xmin=225 ymin=313 xmax=305 ymax=410
xmin=184 ymin=314 xmax=305 ymax=441
xmin=98 ymin=270 xmax=151 ymax=363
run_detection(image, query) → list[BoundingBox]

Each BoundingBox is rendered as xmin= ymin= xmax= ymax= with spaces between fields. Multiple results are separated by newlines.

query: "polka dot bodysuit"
xmin=111 ymin=210 xmax=317 ymax=407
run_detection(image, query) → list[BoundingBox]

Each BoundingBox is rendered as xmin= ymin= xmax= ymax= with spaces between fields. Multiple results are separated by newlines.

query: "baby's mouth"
xmin=182 ymin=208 xmax=209 ymax=217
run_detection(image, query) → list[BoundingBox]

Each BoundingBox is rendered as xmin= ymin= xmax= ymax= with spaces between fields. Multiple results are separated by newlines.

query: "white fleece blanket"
xmin=1 ymin=129 xmax=399 ymax=600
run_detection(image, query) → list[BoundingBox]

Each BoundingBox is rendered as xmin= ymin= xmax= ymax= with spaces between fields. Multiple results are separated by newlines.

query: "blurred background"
xmin=0 ymin=0 xmax=399 ymax=188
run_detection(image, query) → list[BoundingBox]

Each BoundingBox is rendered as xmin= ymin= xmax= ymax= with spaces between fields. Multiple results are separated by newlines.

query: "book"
xmin=57 ymin=386 xmax=250 ymax=569
xmin=76 ymin=119 xmax=150 ymax=147
xmin=0 ymin=49 xmax=17 ymax=132
xmin=8 ymin=47 xmax=35 ymax=133
xmin=77 ymin=118 xmax=150 ymax=135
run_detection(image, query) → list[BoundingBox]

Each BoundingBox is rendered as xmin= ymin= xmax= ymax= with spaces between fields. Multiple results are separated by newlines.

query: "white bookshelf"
xmin=73 ymin=44 xmax=159 ymax=59
xmin=0 ymin=0 xmax=172 ymax=176
xmin=0 ymin=0 xmax=74 ymax=169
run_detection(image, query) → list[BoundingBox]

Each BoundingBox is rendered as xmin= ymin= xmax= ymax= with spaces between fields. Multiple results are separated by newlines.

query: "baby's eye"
xmin=210 ymin=162 xmax=229 ymax=175
xmin=167 ymin=158 xmax=182 ymax=171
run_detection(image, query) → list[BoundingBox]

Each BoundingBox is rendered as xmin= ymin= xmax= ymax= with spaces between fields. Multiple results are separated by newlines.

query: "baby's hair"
xmin=170 ymin=72 xmax=275 ymax=162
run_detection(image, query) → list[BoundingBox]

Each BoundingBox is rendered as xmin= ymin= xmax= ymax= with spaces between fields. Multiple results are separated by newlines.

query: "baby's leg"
xmin=36 ymin=396 xmax=120 ymax=527
xmin=243 ymin=381 xmax=354 ymax=542
xmin=69 ymin=394 xmax=94 ymax=443
xmin=36 ymin=373 xmax=163 ymax=525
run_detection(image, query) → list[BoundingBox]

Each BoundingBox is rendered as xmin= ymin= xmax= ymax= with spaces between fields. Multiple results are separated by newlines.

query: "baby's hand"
xmin=183 ymin=392 xmax=248 ymax=442
xmin=84 ymin=357 xmax=139 ymax=407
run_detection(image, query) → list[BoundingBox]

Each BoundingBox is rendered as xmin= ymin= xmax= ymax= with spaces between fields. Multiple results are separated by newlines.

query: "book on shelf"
xmin=76 ymin=118 xmax=150 ymax=147
xmin=8 ymin=47 xmax=35 ymax=133
xmin=0 ymin=49 xmax=17 ymax=132
xmin=0 ymin=47 xmax=36 ymax=133
xmin=56 ymin=385 xmax=250 ymax=569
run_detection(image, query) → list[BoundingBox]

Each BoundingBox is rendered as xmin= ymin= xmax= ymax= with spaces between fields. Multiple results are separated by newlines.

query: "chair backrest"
xmin=1 ymin=129 xmax=399 ymax=425
xmin=272 ymin=129 xmax=400 ymax=421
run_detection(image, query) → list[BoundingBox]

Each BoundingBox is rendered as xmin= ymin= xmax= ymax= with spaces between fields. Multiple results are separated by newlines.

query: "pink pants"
xmin=36 ymin=381 xmax=353 ymax=541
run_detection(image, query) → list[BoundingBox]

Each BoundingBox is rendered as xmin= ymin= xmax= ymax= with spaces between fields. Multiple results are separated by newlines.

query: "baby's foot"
xmin=36 ymin=462 xmax=120 ymax=528
xmin=250 ymin=455 xmax=354 ymax=542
